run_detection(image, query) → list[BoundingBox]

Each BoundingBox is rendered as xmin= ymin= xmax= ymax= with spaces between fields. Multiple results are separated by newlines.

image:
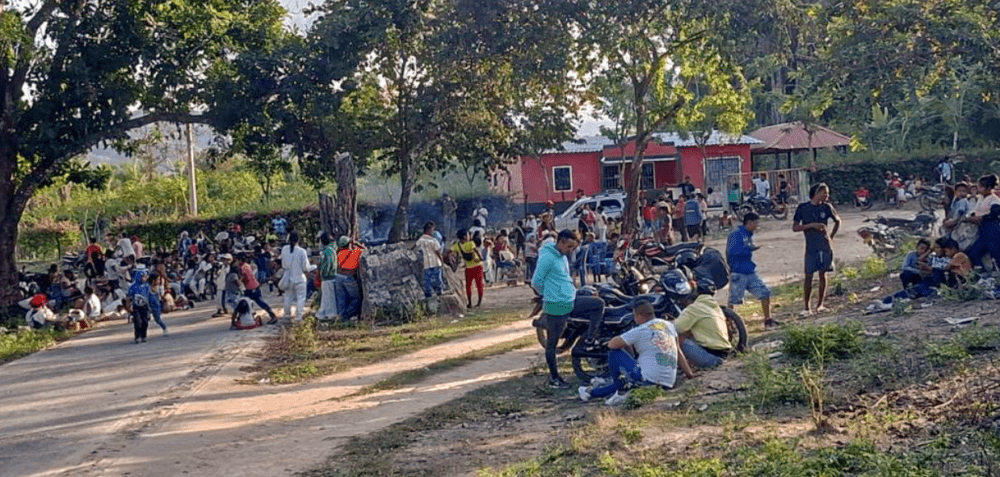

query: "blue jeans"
xmin=590 ymin=349 xmax=648 ymax=398
xmin=682 ymin=339 xmax=725 ymax=369
xmin=334 ymin=274 xmax=360 ymax=318
xmin=244 ymin=287 xmax=276 ymax=319
xmin=151 ymin=308 xmax=167 ymax=331
xmin=423 ymin=267 xmax=443 ymax=298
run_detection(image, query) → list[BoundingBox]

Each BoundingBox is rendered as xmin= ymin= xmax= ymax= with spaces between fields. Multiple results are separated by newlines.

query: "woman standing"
xmin=965 ymin=174 xmax=1000 ymax=269
xmin=280 ymin=232 xmax=311 ymax=323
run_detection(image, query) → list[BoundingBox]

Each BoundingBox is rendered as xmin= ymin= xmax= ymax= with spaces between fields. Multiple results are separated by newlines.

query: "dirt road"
xmin=0 ymin=208 xmax=909 ymax=476
xmin=0 ymin=287 xmax=541 ymax=476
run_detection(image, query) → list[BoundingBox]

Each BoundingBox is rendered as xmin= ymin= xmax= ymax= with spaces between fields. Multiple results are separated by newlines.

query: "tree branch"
xmin=13 ymin=112 xmax=217 ymax=208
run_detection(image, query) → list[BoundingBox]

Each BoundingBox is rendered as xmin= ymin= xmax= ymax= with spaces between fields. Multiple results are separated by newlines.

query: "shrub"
xmin=783 ymin=321 xmax=864 ymax=362
xmin=745 ymin=352 xmax=807 ymax=407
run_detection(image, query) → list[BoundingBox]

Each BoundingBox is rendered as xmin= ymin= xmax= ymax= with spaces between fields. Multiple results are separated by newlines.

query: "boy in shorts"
xmin=726 ymin=212 xmax=778 ymax=328
xmin=792 ymin=183 xmax=841 ymax=316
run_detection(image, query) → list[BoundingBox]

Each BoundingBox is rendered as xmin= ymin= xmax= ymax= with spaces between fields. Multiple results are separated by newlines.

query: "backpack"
xmin=132 ymin=292 xmax=149 ymax=309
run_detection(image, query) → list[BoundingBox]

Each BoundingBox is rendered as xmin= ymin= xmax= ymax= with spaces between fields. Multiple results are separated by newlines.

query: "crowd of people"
xmin=21 ymin=217 xmax=370 ymax=343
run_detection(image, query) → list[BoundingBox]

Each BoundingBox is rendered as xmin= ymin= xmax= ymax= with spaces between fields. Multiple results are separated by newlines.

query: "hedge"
xmin=810 ymin=151 xmax=1000 ymax=205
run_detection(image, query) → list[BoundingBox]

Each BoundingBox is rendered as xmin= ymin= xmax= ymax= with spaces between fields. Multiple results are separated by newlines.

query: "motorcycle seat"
xmin=661 ymin=242 xmax=702 ymax=257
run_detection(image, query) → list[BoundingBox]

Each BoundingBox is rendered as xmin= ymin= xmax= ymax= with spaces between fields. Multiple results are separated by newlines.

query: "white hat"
xmin=219 ymin=253 xmax=233 ymax=261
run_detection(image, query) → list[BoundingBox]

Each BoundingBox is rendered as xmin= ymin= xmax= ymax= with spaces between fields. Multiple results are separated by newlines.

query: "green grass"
xmin=258 ymin=308 xmax=529 ymax=384
xmin=0 ymin=328 xmax=71 ymax=364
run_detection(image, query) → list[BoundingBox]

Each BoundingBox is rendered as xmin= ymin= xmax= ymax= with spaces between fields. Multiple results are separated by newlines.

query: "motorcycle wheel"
xmin=919 ymin=193 xmax=937 ymax=213
xmin=535 ymin=326 xmax=575 ymax=353
xmin=572 ymin=353 xmax=609 ymax=382
xmin=723 ymin=307 xmax=748 ymax=353
xmin=737 ymin=205 xmax=754 ymax=221
xmin=770 ymin=203 xmax=789 ymax=220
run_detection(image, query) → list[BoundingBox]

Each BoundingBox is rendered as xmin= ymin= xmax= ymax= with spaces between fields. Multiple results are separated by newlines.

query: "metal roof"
xmin=542 ymin=131 xmax=761 ymax=155
xmin=651 ymin=131 xmax=764 ymax=147
xmin=749 ymin=122 xmax=851 ymax=152
xmin=543 ymin=135 xmax=616 ymax=154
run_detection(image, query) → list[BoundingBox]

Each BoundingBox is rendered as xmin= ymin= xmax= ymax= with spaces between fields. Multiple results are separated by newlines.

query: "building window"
xmin=602 ymin=165 xmax=621 ymax=190
xmin=553 ymin=166 xmax=572 ymax=192
xmin=641 ymin=163 xmax=654 ymax=189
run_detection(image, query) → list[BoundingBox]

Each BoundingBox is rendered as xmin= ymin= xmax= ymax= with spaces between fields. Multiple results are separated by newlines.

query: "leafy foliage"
xmin=783 ymin=321 xmax=864 ymax=362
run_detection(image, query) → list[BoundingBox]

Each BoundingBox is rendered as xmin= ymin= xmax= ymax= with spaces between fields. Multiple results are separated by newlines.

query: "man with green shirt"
xmin=532 ymin=229 xmax=605 ymax=388
xmin=315 ymin=233 xmax=339 ymax=321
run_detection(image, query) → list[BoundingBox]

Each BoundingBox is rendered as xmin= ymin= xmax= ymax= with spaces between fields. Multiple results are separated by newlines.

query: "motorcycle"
xmin=854 ymin=187 xmax=873 ymax=210
xmin=872 ymin=211 xmax=937 ymax=236
xmin=740 ymin=194 xmax=788 ymax=220
xmin=857 ymin=223 xmax=900 ymax=258
xmin=918 ymin=184 xmax=946 ymax=213
xmin=531 ymin=249 xmax=748 ymax=381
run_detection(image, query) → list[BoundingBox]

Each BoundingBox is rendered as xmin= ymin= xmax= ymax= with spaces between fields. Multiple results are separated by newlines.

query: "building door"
xmin=704 ymin=157 xmax=741 ymax=196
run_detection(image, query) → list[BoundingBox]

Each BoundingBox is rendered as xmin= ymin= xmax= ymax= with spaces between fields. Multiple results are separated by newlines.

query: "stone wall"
xmin=360 ymin=242 xmax=462 ymax=318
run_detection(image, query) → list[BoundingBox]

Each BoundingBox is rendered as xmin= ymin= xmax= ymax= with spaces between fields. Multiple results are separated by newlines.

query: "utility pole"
xmin=186 ymin=123 xmax=199 ymax=216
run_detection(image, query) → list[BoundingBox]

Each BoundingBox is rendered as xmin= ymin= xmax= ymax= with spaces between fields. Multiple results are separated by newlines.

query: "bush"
xmin=745 ymin=352 xmax=807 ymax=407
xmin=0 ymin=328 xmax=67 ymax=363
xmin=783 ymin=321 xmax=864 ymax=362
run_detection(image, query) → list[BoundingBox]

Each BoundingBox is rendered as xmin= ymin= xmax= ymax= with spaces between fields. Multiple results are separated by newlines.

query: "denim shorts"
xmin=729 ymin=272 xmax=771 ymax=305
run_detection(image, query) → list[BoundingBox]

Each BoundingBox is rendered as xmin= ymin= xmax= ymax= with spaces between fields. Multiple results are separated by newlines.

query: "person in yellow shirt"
xmin=673 ymin=280 xmax=731 ymax=369
xmin=451 ymin=229 xmax=484 ymax=308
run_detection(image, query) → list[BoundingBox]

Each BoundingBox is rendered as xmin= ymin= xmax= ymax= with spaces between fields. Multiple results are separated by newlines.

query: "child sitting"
xmin=869 ymin=238 xmax=970 ymax=311
xmin=231 ymin=297 xmax=263 ymax=330
xmin=900 ymin=238 xmax=932 ymax=289
xmin=717 ymin=211 xmax=734 ymax=229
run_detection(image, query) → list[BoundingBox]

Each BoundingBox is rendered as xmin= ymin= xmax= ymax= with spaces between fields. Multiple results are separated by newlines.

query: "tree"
xmin=579 ymin=0 xmax=753 ymax=237
xmin=0 ymin=0 xmax=286 ymax=306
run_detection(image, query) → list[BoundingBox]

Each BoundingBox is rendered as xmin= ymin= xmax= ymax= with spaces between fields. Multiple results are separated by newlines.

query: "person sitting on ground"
xmin=870 ymin=238 xmax=971 ymax=311
xmin=231 ymin=297 xmax=263 ymax=330
xmin=900 ymin=238 xmax=933 ymax=289
xmin=84 ymin=286 xmax=102 ymax=322
xmin=673 ymin=279 xmax=732 ymax=369
xmin=26 ymin=294 xmax=57 ymax=329
xmin=718 ymin=210 xmax=734 ymax=229
xmin=578 ymin=300 xmax=695 ymax=405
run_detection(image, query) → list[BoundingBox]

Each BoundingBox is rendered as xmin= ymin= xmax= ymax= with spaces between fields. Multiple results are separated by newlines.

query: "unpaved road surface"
xmin=0 ymin=288 xmax=540 ymax=476
xmin=0 ymin=209 xmax=903 ymax=476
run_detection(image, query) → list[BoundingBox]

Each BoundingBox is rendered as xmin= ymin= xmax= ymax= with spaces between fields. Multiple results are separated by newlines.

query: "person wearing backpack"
xmin=126 ymin=268 xmax=152 ymax=343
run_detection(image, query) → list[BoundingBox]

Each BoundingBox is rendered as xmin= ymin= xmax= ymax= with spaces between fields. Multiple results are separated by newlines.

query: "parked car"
xmin=554 ymin=191 xmax=626 ymax=231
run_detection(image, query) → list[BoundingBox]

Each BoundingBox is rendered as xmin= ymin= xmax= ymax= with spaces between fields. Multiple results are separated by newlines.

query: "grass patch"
xmin=0 ymin=328 xmax=71 ymax=364
xmin=783 ymin=320 xmax=864 ymax=362
xmin=744 ymin=351 xmax=807 ymax=407
xmin=254 ymin=308 xmax=528 ymax=384
xmin=925 ymin=324 xmax=1000 ymax=367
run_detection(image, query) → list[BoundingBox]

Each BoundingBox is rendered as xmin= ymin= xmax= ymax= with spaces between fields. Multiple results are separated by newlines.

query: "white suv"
xmin=553 ymin=191 xmax=627 ymax=231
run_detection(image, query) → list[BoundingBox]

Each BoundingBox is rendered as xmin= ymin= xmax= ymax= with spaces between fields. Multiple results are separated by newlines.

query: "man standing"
xmin=472 ymin=202 xmax=489 ymax=229
xmin=726 ymin=212 xmax=779 ymax=328
xmin=271 ymin=216 xmax=288 ymax=243
xmin=683 ymin=194 xmax=703 ymax=242
xmin=680 ymin=176 xmax=695 ymax=198
xmin=315 ymin=233 xmax=339 ymax=320
xmin=416 ymin=222 xmax=444 ymax=298
xmin=532 ymin=229 xmax=605 ymax=388
xmin=937 ymin=156 xmax=953 ymax=185
xmin=792 ymin=183 xmax=841 ymax=316
xmin=441 ymin=193 xmax=457 ymax=240
xmin=333 ymin=236 xmax=365 ymax=319
xmin=578 ymin=301 xmax=694 ymax=405
xmin=753 ymin=173 xmax=771 ymax=199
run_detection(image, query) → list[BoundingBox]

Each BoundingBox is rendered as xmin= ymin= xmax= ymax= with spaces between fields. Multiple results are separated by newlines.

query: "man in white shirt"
xmin=116 ymin=233 xmax=135 ymax=260
xmin=472 ymin=203 xmax=489 ymax=229
xmin=752 ymin=173 xmax=771 ymax=199
xmin=416 ymin=222 xmax=444 ymax=298
xmin=578 ymin=300 xmax=694 ymax=405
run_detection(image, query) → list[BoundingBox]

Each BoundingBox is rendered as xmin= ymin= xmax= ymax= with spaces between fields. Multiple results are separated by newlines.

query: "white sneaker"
xmin=578 ymin=386 xmax=592 ymax=402
xmin=590 ymin=377 xmax=610 ymax=387
xmin=604 ymin=391 xmax=629 ymax=406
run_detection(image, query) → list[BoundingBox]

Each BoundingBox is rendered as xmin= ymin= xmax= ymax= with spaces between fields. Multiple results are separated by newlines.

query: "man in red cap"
xmin=26 ymin=294 xmax=55 ymax=329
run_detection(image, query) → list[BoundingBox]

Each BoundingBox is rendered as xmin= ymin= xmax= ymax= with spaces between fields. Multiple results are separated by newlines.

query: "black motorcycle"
xmin=740 ymin=194 xmax=788 ymax=220
xmin=531 ymin=257 xmax=748 ymax=381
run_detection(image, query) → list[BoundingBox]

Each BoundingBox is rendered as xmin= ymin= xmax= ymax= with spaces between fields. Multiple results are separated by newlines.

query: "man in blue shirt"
xmin=792 ymin=183 xmax=841 ymax=316
xmin=726 ymin=212 xmax=778 ymax=328
xmin=683 ymin=194 xmax=702 ymax=242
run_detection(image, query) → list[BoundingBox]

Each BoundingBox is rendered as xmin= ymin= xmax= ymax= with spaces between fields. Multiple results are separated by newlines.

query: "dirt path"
xmin=0 ymin=209 xmax=912 ymax=476
xmin=0 ymin=287 xmax=541 ymax=477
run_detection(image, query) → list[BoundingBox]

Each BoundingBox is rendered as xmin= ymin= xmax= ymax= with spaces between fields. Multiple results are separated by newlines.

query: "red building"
xmin=496 ymin=132 xmax=763 ymax=208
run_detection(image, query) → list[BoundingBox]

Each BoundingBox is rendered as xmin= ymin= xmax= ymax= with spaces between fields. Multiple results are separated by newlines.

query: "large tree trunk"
xmin=319 ymin=152 xmax=359 ymax=241
xmin=387 ymin=152 xmax=418 ymax=244
xmin=621 ymin=141 xmax=648 ymax=239
xmin=0 ymin=212 xmax=22 ymax=309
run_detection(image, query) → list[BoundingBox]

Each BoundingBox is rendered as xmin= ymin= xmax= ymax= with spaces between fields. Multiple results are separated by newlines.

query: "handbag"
xmin=953 ymin=221 xmax=978 ymax=251
xmin=277 ymin=269 xmax=290 ymax=291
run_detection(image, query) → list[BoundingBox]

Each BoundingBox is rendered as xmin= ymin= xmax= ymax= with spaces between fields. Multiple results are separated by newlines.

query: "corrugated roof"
xmin=749 ymin=122 xmax=851 ymax=152
xmin=543 ymin=135 xmax=616 ymax=154
xmin=542 ymin=131 xmax=761 ymax=154
xmin=652 ymin=131 xmax=764 ymax=147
